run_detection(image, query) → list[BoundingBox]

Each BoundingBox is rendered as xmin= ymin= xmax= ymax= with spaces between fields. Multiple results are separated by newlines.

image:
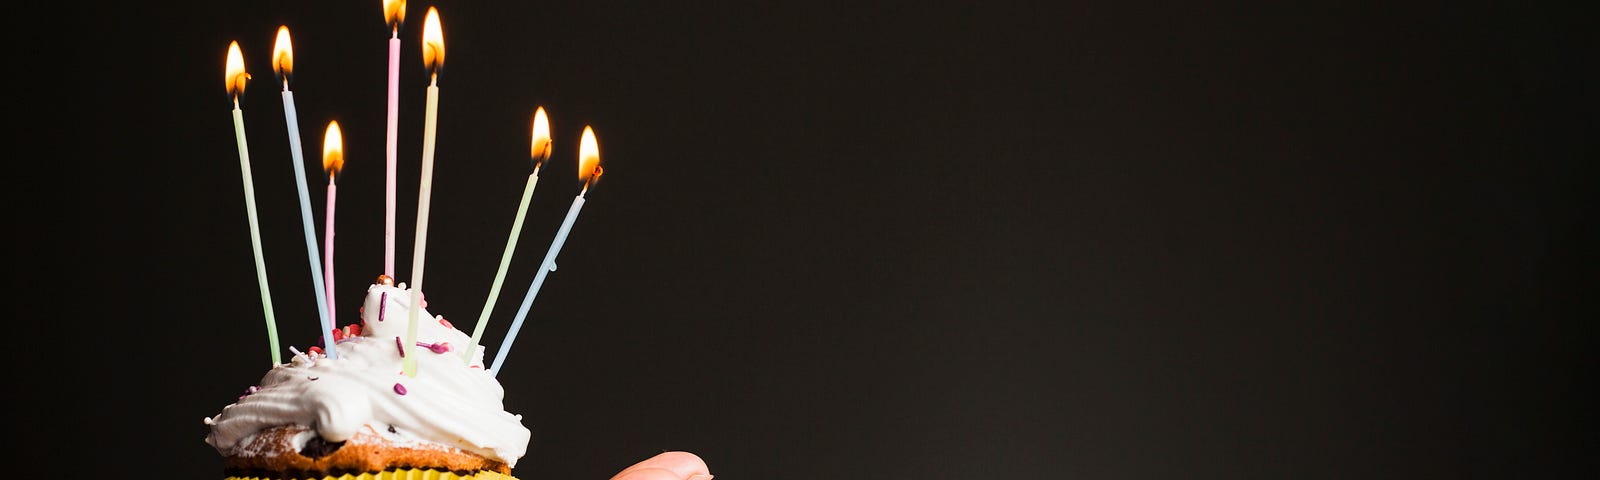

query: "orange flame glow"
xmin=578 ymin=126 xmax=602 ymax=185
xmin=531 ymin=107 xmax=552 ymax=169
xmin=225 ymin=41 xmax=249 ymax=101
xmin=422 ymin=7 xmax=444 ymax=74
xmin=383 ymin=0 xmax=406 ymax=30
xmin=272 ymin=26 xmax=294 ymax=84
xmin=323 ymin=121 xmax=345 ymax=181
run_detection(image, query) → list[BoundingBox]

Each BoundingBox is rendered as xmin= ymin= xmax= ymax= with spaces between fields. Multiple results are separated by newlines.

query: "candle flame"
xmin=530 ymin=107 xmax=552 ymax=169
xmin=225 ymin=41 xmax=250 ymax=101
xmin=578 ymin=126 xmax=602 ymax=186
xmin=383 ymin=0 xmax=406 ymax=30
xmin=422 ymin=7 xmax=444 ymax=74
xmin=323 ymin=121 xmax=345 ymax=182
xmin=272 ymin=26 xmax=294 ymax=85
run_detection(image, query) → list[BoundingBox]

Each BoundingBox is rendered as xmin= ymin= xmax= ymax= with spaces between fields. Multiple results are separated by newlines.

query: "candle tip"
xmin=531 ymin=107 xmax=552 ymax=169
xmin=323 ymin=120 xmax=345 ymax=181
xmin=578 ymin=126 xmax=602 ymax=188
xmin=384 ymin=0 xmax=407 ymax=30
xmin=225 ymin=42 xmax=250 ymax=101
xmin=422 ymin=7 xmax=445 ymax=73
xmin=272 ymin=26 xmax=294 ymax=85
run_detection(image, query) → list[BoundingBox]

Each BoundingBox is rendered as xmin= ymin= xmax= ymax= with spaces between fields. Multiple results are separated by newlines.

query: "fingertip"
xmin=613 ymin=451 xmax=711 ymax=480
xmin=654 ymin=451 xmax=711 ymax=472
xmin=612 ymin=467 xmax=689 ymax=480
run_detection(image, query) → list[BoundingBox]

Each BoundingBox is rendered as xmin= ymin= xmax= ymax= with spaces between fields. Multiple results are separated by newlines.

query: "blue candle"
xmin=490 ymin=126 xmax=602 ymax=376
xmin=275 ymin=26 xmax=337 ymax=359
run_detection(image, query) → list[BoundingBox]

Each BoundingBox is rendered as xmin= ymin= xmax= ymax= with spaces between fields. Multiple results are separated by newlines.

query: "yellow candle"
xmin=405 ymin=6 xmax=445 ymax=377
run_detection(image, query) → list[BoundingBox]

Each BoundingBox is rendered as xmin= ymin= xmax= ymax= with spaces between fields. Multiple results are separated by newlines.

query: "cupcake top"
xmin=205 ymin=282 xmax=531 ymax=467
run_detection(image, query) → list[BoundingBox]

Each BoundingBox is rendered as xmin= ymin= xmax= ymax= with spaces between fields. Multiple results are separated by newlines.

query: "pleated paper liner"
xmin=225 ymin=469 xmax=516 ymax=480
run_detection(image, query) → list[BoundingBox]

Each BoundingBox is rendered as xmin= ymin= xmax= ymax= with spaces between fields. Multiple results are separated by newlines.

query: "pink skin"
xmin=611 ymin=452 xmax=713 ymax=480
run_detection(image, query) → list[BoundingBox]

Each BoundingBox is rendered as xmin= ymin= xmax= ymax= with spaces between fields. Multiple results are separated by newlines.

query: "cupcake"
xmin=205 ymin=278 xmax=531 ymax=479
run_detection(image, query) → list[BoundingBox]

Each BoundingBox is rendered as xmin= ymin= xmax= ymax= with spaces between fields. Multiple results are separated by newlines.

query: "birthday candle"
xmin=322 ymin=121 xmax=344 ymax=331
xmin=274 ymin=26 xmax=338 ymax=359
xmin=382 ymin=0 xmax=405 ymax=278
xmin=464 ymin=107 xmax=551 ymax=364
xmin=225 ymin=41 xmax=281 ymax=366
xmin=491 ymin=126 xmax=603 ymax=377
xmin=404 ymin=7 xmax=445 ymax=377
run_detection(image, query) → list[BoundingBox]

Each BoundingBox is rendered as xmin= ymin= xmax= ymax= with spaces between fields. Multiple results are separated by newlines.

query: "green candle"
xmin=464 ymin=107 xmax=551 ymax=365
xmin=226 ymin=41 xmax=281 ymax=366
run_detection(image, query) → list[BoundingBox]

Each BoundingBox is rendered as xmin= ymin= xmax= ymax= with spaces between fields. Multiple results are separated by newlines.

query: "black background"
xmin=15 ymin=0 xmax=1594 ymax=478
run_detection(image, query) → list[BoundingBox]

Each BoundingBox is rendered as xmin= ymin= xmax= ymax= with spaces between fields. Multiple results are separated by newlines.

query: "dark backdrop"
xmin=16 ymin=0 xmax=1594 ymax=478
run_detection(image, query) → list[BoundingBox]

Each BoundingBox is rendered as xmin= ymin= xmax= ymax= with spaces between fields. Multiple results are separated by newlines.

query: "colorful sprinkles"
xmin=393 ymin=383 xmax=407 ymax=395
xmin=331 ymin=323 xmax=364 ymax=344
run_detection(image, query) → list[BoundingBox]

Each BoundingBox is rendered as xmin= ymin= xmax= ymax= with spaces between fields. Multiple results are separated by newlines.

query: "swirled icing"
xmin=205 ymin=283 xmax=529 ymax=466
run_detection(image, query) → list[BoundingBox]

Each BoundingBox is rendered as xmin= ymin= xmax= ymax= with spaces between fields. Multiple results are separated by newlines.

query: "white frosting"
xmin=205 ymin=283 xmax=530 ymax=467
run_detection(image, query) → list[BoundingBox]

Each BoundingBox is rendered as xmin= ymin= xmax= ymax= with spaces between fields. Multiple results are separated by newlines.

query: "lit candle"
xmin=322 ymin=121 xmax=344 ymax=331
xmin=382 ymin=0 xmax=405 ymax=278
xmin=225 ymin=41 xmax=281 ymax=366
xmin=274 ymin=26 xmax=338 ymax=359
xmin=491 ymin=126 xmax=603 ymax=377
xmin=464 ymin=107 xmax=552 ymax=364
xmin=404 ymin=7 xmax=445 ymax=377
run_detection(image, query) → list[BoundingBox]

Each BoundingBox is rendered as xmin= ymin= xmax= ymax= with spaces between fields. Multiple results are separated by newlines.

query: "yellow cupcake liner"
xmin=226 ymin=469 xmax=516 ymax=480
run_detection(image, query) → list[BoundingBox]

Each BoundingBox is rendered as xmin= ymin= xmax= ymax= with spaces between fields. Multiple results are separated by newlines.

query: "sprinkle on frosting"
xmin=394 ymin=383 xmax=408 ymax=395
xmin=419 ymin=341 xmax=452 ymax=354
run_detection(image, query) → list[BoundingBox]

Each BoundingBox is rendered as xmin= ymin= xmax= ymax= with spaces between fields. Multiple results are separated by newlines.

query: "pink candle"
xmin=322 ymin=121 xmax=345 ymax=329
xmin=385 ymin=33 xmax=400 ymax=278
xmin=383 ymin=0 xmax=405 ymax=279
xmin=324 ymin=183 xmax=338 ymax=325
